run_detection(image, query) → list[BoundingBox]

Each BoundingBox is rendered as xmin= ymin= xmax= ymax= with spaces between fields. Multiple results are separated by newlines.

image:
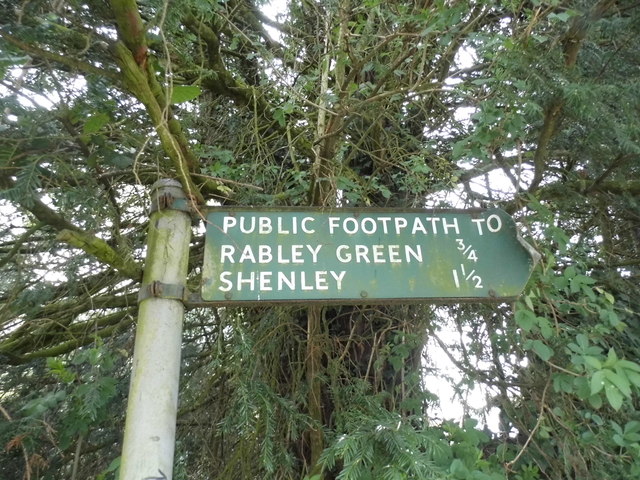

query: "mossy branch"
xmin=2 ymin=311 xmax=134 ymax=364
xmin=108 ymin=0 xmax=231 ymax=202
xmin=110 ymin=0 xmax=148 ymax=66
xmin=57 ymin=228 xmax=143 ymax=281
xmin=0 ymin=30 xmax=120 ymax=81
xmin=182 ymin=14 xmax=269 ymax=111
xmin=111 ymin=41 xmax=206 ymax=203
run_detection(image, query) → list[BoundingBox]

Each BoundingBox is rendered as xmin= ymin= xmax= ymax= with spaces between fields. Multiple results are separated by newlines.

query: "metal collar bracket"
xmin=150 ymin=192 xmax=193 ymax=215
xmin=149 ymin=179 xmax=194 ymax=215
xmin=138 ymin=281 xmax=190 ymax=304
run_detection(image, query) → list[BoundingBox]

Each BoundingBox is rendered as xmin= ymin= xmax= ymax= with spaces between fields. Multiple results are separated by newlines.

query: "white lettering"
xmin=277 ymin=217 xmax=290 ymax=234
xmin=425 ymin=217 xmax=440 ymax=234
xmin=220 ymin=270 xmax=348 ymax=293
xmin=302 ymin=217 xmax=315 ymax=234
xmin=379 ymin=217 xmax=391 ymax=234
xmin=388 ymin=245 xmax=401 ymax=263
xmin=442 ymin=217 xmax=460 ymax=235
xmin=336 ymin=245 xmax=351 ymax=262
xmin=219 ymin=271 xmax=233 ymax=291
xmin=472 ymin=218 xmax=485 ymax=235
xmin=258 ymin=245 xmax=272 ymax=263
xmin=372 ymin=245 xmax=385 ymax=263
xmin=237 ymin=271 xmax=256 ymax=290
xmin=278 ymin=271 xmax=295 ymax=290
xmin=259 ymin=217 xmax=272 ymax=234
xmin=487 ymin=214 xmax=502 ymax=232
xmin=316 ymin=271 xmax=329 ymax=290
xmin=394 ymin=217 xmax=408 ymax=234
xmin=411 ymin=218 xmax=427 ymax=235
xmin=334 ymin=244 xmax=423 ymax=263
xmin=223 ymin=216 xmax=237 ymax=233
xmin=300 ymin=271 xmax=314 ymax=290
xmin=220 ymin=245 xmax=235 ymax=263
xmin=355 ymin=245 xmax=370 ymax=263
xmin=223 ymin=245 xmax=325 ymax=264
xmin=291 ymin=245 xmax=303 ymax=263
xmin=328 ymin=217 xmax=340 ymax=234
xmin=343 ymin=217 xmax=358 ymax=234
xmin=307 ymin=244 xmax=322 ymax=263
xmin=260 ymin=271 xmax=272 ymax=291
xmin=405 ymin=245 xmax=423 ymax=262
xmin=470 ymin=215 xmax=504 ymax=235
xmin=240 ymin=216 xmax=255 ymax=234
xmin=239 ymin=245 xmax=257 ymax=263
xmin=277 ymin=245 xmax=290 ymax=264
xmin=330 ymin=271 xmax=346 ymax=290
xmin=361 ymin=217 xmax=376 ymax=234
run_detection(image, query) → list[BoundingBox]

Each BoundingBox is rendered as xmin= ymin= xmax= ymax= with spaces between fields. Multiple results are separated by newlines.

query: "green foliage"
xmin=170 ymin=85 xmax=202 ymax=104
xmin=2 ymin=0 xmax=640 ymax=479
xmin=0 ymin=341 xmax=125 ymax=478
xmin=320 ymin=383 xmax=446 ymax=480
xmin=97 ymin=456 xmax=121 ymax=480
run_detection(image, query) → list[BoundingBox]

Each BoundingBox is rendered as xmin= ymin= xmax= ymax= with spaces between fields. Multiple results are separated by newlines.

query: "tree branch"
xmin=1 ymin=177 xmax=143 ymax=280
xmin=530 ymin=0 xmax=616 ymax=190
xmin=2 ymin=310 xmax=135 ymax=364
xmin=111 ymin=41 xmax=207 ymax=203
xmin=0 ymin=30 xmax=119 ymax=81
xmin=0 ymin=223 xmax=43 ymax=269
xmin=58 ymin=229 xmax=143 ymax=280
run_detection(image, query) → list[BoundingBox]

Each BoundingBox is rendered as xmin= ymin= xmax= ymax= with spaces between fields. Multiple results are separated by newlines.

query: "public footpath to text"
xmin=201 ymin=209 xmax=537 ymax=303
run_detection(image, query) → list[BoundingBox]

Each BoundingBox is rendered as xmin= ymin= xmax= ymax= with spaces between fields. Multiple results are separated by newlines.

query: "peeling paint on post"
xmin=120 ymin=180 xmax=191 ymax=480
xmin=201 ymin=208 xmax=539 ymax=304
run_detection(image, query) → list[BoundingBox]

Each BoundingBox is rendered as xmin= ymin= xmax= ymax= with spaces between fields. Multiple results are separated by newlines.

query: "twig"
xmin=70 ymin=434 xmax=85 ymax=480
xmin=190 ymin=173 xmax=263 ymax=191
xmin=0 ymin=404 xmax=31 ymax=480
xmin=546 ymin=360 xmax=581 ymax=377
xmin=505 ymin=377 xmax=551 ymax=471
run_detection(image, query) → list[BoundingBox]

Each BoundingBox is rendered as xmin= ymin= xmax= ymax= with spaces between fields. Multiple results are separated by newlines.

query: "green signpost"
xmin=124 ymin=189 xmax=540 ymax=480
xmin=201 ymin=208 xmax=539 ymax=304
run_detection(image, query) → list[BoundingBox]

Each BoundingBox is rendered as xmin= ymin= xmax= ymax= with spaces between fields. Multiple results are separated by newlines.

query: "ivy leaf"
xmin=583 ymin=355 xmax=602 ymax=370
xmin=590 ymin=370 xmax=606 ymax=395
xmin=450 ymin=459 xmax=469 ymax=479
xmin=588 ymin=394 xmax=603 ymax=409
xmin=83 ymin=113 xmax=110 ymax=134
xmin=618 ymin=359 xmax=640 ymax=372
xmin=576 ymin=333 xmax=590 ymax=350
xmin=515 ymin=309 xmax=536 ymax=332
xmin=570 ymin=274 xmax=595 ymax=294
xmin=549 ymin=12 xmax=572 ymax=22
xmin=171 ymin=85 xmax=202 ymax=104
xmin=273 ymin=108 xmax=286 ymax=127
xmin=604 ymin=369 xmax=632 ymax=398
xmin=531 ymin=340 xmax=553 ymax=361
xmin=605 ymin=384 xmax=624 ymax=411
xmin=624 ymin=370 xmax=640 ymax=389
xmin=604 ymin=348 xmax=619 ymax=368
xmin=538 ymin=317 xmax=554 ymax=339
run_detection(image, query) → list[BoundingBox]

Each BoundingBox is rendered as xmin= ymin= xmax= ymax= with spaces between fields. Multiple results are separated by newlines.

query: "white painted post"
xmin=120 ymin=179 xmax=192 ymax=480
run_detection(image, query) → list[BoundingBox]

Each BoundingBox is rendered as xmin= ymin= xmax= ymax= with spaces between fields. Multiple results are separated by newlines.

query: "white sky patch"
xmin=454 ymin=106 xmax=476 ymax=124
xmin=1 ymin=67 xmax=89 ymax=112
xmin=423 ymin=322 xmax=511 ymax=432
xmin=263 ymin=0 xmax=288 ymax=41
